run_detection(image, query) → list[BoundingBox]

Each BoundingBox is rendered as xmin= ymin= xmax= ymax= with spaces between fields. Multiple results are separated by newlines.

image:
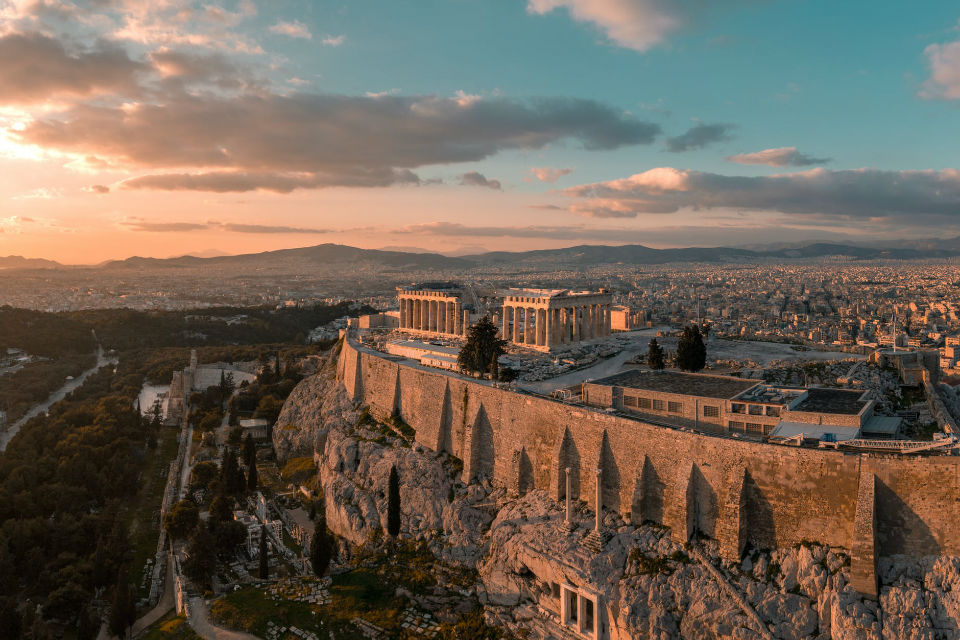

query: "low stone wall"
xmin=338 ymin=336 xmax=960 ymax=595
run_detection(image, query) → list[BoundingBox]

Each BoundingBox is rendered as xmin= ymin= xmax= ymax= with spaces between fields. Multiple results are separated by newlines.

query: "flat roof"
xmin=590 ymin=370 xmax=758 ymax=400
xmin=862 ymin=415 xmax=903 ymax=435
xmin=791 ymin=388 xmax=868 ymax=415
xmin=769 ymin=422 xmax=860 ymax=442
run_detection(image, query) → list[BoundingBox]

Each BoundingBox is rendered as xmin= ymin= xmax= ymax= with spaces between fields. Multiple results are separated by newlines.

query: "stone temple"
xmin=397 ymin=283 xmax=472 ymax=338
xmin=500 ymin=288 xmax=613 ymax=352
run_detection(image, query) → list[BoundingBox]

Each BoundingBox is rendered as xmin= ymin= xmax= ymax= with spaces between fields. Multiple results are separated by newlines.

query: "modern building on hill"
xmin=500 ymin=288 xmax=613 ymax=352
xmin=397 ymin=283 xmax=472 ymax=337
xmin=582 ymin=370 xmax=900 ymax=443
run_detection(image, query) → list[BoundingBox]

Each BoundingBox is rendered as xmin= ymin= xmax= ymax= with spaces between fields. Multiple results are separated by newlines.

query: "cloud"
xmin=0 ymin=31 xmax=145 ymax=105
xmin=218 ymin=223 xmax=326 ymax=233
xmin=120 ymin=169 xmax=420 ymax=193
xmin=85 ymin=184 xmax=110 ymax=194
xmin=149 ymin=48 xmax=255 ymax=90
xmin=526 ymin=0 xmax=742 ymax=52
xmin=459 ymin=171 xmax=501 ymax=190
xmin=727 ymin=146 xmax=830 ymax=167
xmin=121 ymin=219 xmax=209 ymax=232
xmin=269 ymin=19 xmax=312 ymax=40
xmin=21 ymin=93 xmax=659 ymax=191
xmin=322 ymin=34 xmax=346 ymax=47
xmin=11 ymin=187 xmax=61 ymax=200
xmin=560 ymin=166 xmax=960 ymax=220
xmin=120 ymin=218 xmax=327 ymax=233
xmin=665 ymin=123 xmax=734 ymax=152
xmin=531 ymin=166 xmax=573 ymax=182
xmin=922 ymin=38 xmax=960 ymax=99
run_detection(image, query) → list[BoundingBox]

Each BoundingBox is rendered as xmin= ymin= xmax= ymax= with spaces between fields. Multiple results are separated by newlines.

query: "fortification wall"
xmin=339 ymin=337 xmax=960 ymax=591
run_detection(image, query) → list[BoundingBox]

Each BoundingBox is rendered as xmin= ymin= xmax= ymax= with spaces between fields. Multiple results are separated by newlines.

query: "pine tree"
xmin=387 ymin=465 xmax=401 ymax=538
xmin=310 ymin=502 xmax=334 ymax=577
xmin=258 ymin=527 xmax=269 ymax=580
xmin=457 ymin=316 xmax=506 ymax=377
xmin=676 ymin=324 xmax=707 ymax=372
xmin=647 ymin=338 xmax=666 ymax=370
xmin=247 ymin=461 xmax=258 ymax=492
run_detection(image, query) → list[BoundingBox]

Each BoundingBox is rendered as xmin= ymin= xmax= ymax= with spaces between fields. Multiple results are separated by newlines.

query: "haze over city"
xmin=2 ymin=0 xmax=960 ymax=263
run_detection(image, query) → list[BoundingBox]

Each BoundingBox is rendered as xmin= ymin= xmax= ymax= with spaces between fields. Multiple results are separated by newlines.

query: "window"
xmin=667 ymin=401 xmax=682 ymax=413
xmin=731 ymin=403 xmax=746 ymax=414
xmin=728 ymin=421 xmax=745 ymax=430
xmin=747 ymin=422 xmax=764 ymax=433
xmin=765 ymin=406 xmax=780 ymax=417
xmin=703 ymin=405 xmax=720 ymax=418
xmin=638 ymin=397 xmax=652 ymax=409
xmin=652 ymin=399 xmax=665 ymax=411
xmin=748 ymin=404 xmax=763 ymax=415
xmin=624 ymin=396 xmax=637 ymax=407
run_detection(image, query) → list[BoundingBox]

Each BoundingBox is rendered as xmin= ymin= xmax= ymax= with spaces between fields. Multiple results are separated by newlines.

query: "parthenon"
xmin=500 ymin=288 xmax=613 ymax=351
xmin=397 ymin=283 xmax=470 ymax=337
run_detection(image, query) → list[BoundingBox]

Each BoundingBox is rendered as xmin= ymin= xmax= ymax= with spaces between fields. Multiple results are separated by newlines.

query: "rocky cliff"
xmin=274 ymin=349 xmax=960 ymax=640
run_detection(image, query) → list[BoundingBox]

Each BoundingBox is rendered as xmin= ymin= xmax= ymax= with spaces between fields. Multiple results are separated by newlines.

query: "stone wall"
xmin=339 ymin=336 xmax=960 ymax=595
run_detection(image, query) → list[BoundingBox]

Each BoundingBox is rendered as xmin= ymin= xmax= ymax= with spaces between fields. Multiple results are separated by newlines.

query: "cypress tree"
xmin=247 ymin=461 xmax=258 ymax=492
xmin=258 ymin=527 xmax=269 ymax=580
xmin=676 ymin=324 xmax=707 ymax=372
xmin=647 ymin=338 xmax=666 ymax=370
xmin=387 ymin=465 xmax=401 ymax=538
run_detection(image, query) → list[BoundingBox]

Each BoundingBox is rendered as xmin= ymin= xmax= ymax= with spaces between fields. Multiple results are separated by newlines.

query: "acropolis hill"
xmin=338 ymin=332 xmax=960 ymax=592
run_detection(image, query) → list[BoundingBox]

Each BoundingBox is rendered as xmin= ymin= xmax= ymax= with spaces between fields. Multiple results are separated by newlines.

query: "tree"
xmin=676 ymin=324 xmax=707 ymax=372
xmin=163 ymin=499 xmax=199 ymax=540
xmin=108 ymin=569 xmax=136 ymax=638
xmin=457 ymin=316 xmax=506 ymax=377
xmin=258 ymin=527 xmax=269 ymax=579
xmin=387 ymin=465 xmax=401 ymax=538
xmin=310 ymin=499 xmax=335 ymax=577
xmin=220 ymin=448 xmax=245 ymax=495
xmin=247 ymin=461 xmax=258 ymax=492
xmin=183 ymin=525 xmax=217 ymax=590
xmin=244 ymin=433 xmax=256 ymax=468
xmin=208 ymin=493 xmax=233 ymax=523
xmin=647 ymin=338 xmax=666 ymax=370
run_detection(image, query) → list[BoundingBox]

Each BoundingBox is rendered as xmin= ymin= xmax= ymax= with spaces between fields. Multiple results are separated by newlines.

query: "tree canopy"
xmin=676 ymin=325 xmax=707 ymax=372
xmin=457 ymin=316 xmax=506 ymax=378
xmin=647 ymin=338 xmax=666 ymax=370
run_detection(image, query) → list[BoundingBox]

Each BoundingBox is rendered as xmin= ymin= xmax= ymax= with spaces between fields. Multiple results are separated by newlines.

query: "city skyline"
xmin=2 ymin=0 xmax=960 ymax=263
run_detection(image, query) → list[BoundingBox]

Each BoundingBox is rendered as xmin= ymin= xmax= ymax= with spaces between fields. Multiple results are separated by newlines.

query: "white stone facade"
xmin=500 ymin=289 xmax=613 ymax=352
xmin=397 ymin=285 xmax=468 ymax=337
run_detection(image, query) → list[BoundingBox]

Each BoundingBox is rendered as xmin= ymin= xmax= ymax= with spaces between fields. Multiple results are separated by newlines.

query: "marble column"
xmin=513 ymin=307 xmax=522 ymax=343
xmin=525 ymin=307 xmax=535 ymax=344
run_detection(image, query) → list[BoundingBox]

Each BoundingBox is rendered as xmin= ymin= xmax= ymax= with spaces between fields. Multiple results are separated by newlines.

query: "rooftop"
xmin=590 ymin=370 xmax=758 ymax=399
xmin=791 ymin=387 xmax=869 ymax=415
xmin=398 ymin=282 xmax=461 ymax=292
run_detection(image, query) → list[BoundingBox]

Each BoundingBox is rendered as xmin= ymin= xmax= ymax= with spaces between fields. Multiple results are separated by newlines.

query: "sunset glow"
xmin=2 ymin=1 xmax=960 ymax=263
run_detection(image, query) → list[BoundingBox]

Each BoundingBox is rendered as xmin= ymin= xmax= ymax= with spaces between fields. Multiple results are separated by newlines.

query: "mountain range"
xmin=5 ymin=239 xmax=960 ymax=272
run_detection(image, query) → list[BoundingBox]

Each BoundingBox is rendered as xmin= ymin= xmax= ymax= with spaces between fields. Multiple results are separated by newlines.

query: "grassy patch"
xmin=140 ymin=613 xmax=202 ymax=640
xmin=281 ymin=456 xmax=316 ymax=483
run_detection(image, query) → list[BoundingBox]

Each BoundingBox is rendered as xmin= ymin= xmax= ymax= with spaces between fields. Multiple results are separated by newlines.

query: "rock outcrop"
xmin=276 ymin=353 xmax=960 ymax=640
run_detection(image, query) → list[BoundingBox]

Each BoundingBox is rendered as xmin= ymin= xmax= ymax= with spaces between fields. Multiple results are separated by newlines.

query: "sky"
xmin=1 ymin=0 xmax=959 ymax=263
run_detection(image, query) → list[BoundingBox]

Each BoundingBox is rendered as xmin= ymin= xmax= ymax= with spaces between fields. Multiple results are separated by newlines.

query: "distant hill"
xmin=0 ymin=256 xmax=62 ymax=270
xmin=13 ymin=240 xmax=960 ymax=274
xmin=100 ymin=243 xmax=468 ymax=270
